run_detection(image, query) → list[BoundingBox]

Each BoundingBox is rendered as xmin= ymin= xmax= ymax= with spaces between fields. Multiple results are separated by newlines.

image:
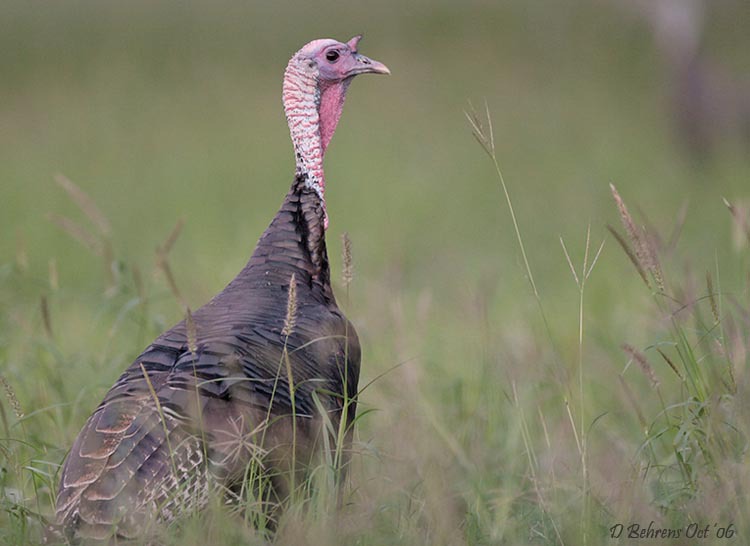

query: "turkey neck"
xmin=242 ymin=179 xmax=333 ymax=304
xmin=282 ymin=53 xmax=352 ymax=227
xmin=243 ymin=51 xmax=350 ymax=301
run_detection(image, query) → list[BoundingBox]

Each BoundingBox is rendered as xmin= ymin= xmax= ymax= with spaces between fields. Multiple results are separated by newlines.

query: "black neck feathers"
xmin=242 ymin=176 xmax=333 ymax=303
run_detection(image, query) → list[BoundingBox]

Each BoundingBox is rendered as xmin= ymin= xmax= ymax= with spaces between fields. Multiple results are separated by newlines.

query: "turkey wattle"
xmin=56 ymin=36 xmax=388 ymax=541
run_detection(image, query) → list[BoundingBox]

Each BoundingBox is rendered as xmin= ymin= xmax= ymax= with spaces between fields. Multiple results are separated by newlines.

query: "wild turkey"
xmin=55 ymin=36 xmax=389 ymax=541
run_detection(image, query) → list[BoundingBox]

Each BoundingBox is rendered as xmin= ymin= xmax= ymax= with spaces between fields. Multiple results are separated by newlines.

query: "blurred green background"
xmin=3 ymin=0 xmax=750 ymax=543
xmin=3 ymin=0 xmax=748 ymax=303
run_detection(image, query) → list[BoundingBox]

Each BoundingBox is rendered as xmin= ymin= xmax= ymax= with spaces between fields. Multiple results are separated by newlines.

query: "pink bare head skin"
xmin=282 ymin=36 xmax=389 ymax=228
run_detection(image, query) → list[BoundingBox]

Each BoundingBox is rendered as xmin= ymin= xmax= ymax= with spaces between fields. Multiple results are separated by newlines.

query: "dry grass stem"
xmin=564 ymin=398 xmax=582 ymax=455
xmin=723 ymin=197 xmax=750 ymax=246
xmin=50 ymin=175 xmax=117 ymax=290
xmin=587 ymin=238 xmax=606 ymax=281
xmin=139 ymin=363 xmax=178 ymax=476
xmin=726 ymin=358 xmax=737 ymax=394
xmin=40 ymin=296 xmax=53 ymax=339
xmin=465 ymin=101 xmax=545 ymax=311
xmin=618 ymin=375 xmax=646 ymax=430
xmin=54 ymin=174 xmax=112 ymax=236
xmin=706 ymin=272 xmax=720 ymax=324
xmin=537 ymin=406 xmax=552 ymax=450
xmin=158 ymin=259 xmax=183 ymax=306
xmin=159 ymin=260 xmax=183 ymax=304
xmin=560 ymin=237 xmax=580 ymax=288
xmin=132 ymin=264 xmax=146 ymax=303
xmin=47 ymin=213 xmax=102 ymax=256
xmin=156 ymin=218 xmax=187 ymax=307
xmin=666 ymin=200 xmax=689 ymax=252
xmin=159 ymin=217 xmax=186 ymax=257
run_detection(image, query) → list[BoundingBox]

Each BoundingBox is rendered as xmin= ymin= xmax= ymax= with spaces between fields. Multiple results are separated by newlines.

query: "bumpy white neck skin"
xmin=283 ymin=56 xmax=326 ymax=203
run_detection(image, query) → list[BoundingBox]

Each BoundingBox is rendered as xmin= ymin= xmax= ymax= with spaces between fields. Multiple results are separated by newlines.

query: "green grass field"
xmin=3 ymin=0 xmax=750 ymax=543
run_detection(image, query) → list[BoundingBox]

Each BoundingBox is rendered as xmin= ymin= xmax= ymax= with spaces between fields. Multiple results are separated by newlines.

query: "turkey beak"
xmin=349 ymin=53 xmax=391 ymax=76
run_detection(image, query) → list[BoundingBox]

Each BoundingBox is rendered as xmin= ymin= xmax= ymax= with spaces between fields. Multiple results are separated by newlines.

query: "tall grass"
xmin=609 ymin=187 xmax=750 ymax=535
xmin=3 ymin=4 xmax=750 ymax=532
xmin=2 ymin=151 xmax=750 ymax=546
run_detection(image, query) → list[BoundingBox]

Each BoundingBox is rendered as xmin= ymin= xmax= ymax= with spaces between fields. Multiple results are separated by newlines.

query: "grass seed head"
xmin=282 ymin=273 xmax=297 ymax=338
xmin=610 ymin=184 xmax=644 ymax=261
xmin=0 ymin=375 xmax=24 ymax=419
xmin=657 ymin=348 xmax=684 ymax=381
xmin=186 ymin=306 xmax=198 ymax=353
xmin=607 ymin=225 xmax=651 ymax=288
xmin=465 ymin=100 xmax=495 ymax=159
xmin=623 ymin=344 xmax=660 ymax=389
xmin=643 ymin=231 xmax=665 ymax=292
xmin=610 ymin=184 xmax=665 ymax=291
xmin=341 ymin=232 xmax=353 ymax=287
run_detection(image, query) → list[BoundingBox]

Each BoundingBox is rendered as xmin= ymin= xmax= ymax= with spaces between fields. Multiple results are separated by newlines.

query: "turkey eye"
xmin=325 ymin=50 xmax=340 ymax=62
